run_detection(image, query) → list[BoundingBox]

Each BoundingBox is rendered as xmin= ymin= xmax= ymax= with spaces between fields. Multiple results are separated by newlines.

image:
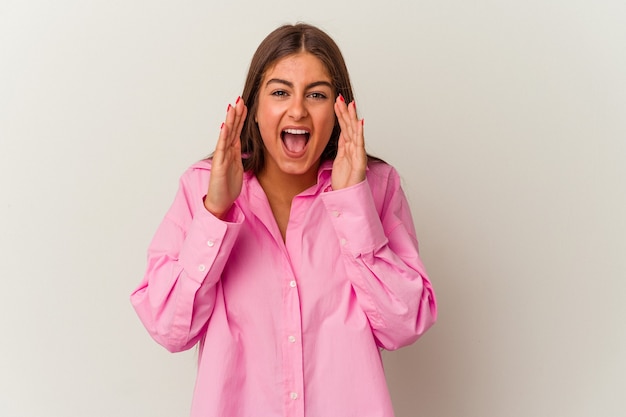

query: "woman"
xmin=131 ymin=23 xmax=437 ymax=417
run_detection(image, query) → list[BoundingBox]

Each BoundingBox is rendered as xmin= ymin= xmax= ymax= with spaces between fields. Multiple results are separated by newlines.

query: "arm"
xmin=330 ymin=96 xmax=436 ymax=350
xmin=131 ymin=97 xmax=247 ymax=352
xmin=321 ymin=167 xmax=437 ymax=350
xmin=130 ymin=172 xmax=244 ymax=352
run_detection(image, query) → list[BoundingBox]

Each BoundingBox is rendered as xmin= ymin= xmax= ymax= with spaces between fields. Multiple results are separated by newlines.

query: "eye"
xmin=308 ymin=92 xmax=328 ymax=100
xmin=271 ymin=90 xmax=288 ymax=97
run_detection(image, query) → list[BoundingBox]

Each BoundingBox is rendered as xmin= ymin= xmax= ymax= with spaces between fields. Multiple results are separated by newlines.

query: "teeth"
xmin=283 ymin=128 xmax=309 ymax=135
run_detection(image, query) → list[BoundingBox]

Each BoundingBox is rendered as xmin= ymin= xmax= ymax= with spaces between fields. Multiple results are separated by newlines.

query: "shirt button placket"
xmin=284 ymin=272 xmax=304 ymax=416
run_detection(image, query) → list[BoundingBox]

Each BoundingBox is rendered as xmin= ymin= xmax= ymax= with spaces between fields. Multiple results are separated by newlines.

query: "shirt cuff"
xmin=321 ymin=180 xmax=387 ymax=254
xmin=178 ymin=202 xmax=244 ymax=283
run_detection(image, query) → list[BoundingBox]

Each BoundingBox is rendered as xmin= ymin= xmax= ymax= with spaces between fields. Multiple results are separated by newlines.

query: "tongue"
xmin=283 ymin=133 xmax=307 ymax=153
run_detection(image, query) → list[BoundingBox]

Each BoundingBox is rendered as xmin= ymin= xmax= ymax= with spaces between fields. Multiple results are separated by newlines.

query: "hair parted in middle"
xmin=240 ymin=23 xmax=356 ymax=174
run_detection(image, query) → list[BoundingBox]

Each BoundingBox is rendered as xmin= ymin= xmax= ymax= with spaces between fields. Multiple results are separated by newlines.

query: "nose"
xmin=288 ymin=96 xmax=308 ymax=120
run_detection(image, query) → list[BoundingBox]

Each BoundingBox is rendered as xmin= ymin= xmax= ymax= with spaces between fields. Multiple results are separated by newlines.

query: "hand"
xmin=332 ymin=95 xmax=367 ymax=190
xmin=204 ymin=97 xmax=248 ymax=218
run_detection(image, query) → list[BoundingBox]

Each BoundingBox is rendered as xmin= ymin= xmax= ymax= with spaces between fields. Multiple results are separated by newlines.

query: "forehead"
xmin=262 ymin=52 xmax=331 ymax=82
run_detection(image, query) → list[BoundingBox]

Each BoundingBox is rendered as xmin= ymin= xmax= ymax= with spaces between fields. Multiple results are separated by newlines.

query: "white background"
xmin=1 ymin=1 xmax=625 ymax=416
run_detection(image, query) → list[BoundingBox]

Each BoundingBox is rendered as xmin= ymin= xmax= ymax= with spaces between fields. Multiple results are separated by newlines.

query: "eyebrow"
xmin=265 ymin=78 xmax=333 ymax=90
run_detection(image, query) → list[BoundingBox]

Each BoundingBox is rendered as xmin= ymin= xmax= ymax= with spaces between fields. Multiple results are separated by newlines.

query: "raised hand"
xmin=204 ymin=97 xmax=248 ymax=218
xmin=332 ymin=95 xmax=367 ymax=190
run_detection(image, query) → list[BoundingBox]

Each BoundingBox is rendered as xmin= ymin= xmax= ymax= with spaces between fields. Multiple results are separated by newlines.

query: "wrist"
xmin=203 ymin=197 xmax=229 ymax=219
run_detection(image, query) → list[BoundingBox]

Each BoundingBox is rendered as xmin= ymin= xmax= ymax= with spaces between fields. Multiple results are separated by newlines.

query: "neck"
xmin=257 ymin=163 xmax=320 ymax=203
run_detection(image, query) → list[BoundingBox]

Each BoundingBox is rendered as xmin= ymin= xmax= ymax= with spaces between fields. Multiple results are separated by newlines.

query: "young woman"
xmin=131 ymin=23 xmax=437 ymax=417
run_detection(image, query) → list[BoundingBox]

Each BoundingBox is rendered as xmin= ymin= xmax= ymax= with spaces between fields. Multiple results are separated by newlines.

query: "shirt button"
xmin=207 ymin=240 xmax=215 ymax=247
xmin=288 ymin=335 xmax=296 ymax=343
xmin=290 ymin=392 xmax=298 ymax=400
xmin=198 ymin=264 xmax=206 ymax=272
xmin=332 ymin=210 xmax=340 ymax=217
xmin=289 ymin=280 xmax=297 ymax=288
xmin=340 ymin=238 xmax=347 ymax=246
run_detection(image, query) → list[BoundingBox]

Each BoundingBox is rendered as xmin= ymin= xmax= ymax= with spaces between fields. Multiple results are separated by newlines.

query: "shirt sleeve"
xmin=321 ymin=166 xmax=437 ymax=350
xmin=130 ymin=168 xmax=244 ymax=352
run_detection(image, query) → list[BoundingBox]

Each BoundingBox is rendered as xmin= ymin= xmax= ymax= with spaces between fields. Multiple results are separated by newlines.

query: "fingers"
xmin=228 ymin=97 xmax=246 ymax=146
xmin=334 ymin=95 xmax=351 ymax=139
xmin=334 ymin=95 xmax=363 ymax=146
xmin=217 ymin=97 xmax=247 ymax=152
xmin=225 ymin=97 xmax=246 ymax=147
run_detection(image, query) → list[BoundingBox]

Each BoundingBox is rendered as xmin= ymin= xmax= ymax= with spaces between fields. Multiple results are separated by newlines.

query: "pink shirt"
xmin=131 ymin=159 xmax=437 ymax=417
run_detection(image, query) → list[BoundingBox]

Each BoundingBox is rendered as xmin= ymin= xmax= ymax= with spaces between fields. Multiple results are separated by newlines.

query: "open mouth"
xmin=281 ymin=128 xmax=310 ymax=155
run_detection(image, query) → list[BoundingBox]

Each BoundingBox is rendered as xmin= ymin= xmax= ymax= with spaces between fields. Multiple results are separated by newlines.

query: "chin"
xmin=278 ymin=159 xmax=319 ymax=177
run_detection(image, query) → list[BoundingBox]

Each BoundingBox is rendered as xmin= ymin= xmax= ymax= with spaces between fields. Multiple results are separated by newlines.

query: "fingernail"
xmin=220 ymin=122 xmax=225 ymax=129
xmin=235 ymin=96 xmax=241 ymax=104
xmin=227 ymin=104 xmax=232 ymax=112
xmin=361 ymin=119 xmax=364 ymax=126
xmin=352 ymin=101 xmax=357 ymax=110
xmin=338 ymin=94 xmax=345 ymax=102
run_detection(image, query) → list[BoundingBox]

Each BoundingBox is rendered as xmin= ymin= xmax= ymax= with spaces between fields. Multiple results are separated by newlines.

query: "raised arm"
xmin=130 ymin=98 xmax=247 ymax=352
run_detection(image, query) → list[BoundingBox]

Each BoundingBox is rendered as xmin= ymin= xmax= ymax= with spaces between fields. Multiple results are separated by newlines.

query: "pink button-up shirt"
xmin=131 ymin=159 xmax=436 ymax=417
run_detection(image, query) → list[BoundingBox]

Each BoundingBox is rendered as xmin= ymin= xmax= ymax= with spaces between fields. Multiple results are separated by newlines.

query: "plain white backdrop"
xmin=1 ymin=1 xmax=625 ymax=416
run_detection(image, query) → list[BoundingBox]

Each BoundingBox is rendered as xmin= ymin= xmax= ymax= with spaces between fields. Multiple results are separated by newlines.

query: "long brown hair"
xmin=240 ymin=23 xmax=358 ymax=174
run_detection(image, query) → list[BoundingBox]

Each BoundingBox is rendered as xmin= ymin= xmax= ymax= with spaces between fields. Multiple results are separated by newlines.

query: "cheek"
xmin=317 ymin=112 xmax=335 ymax=149
xmin=258 ymin=124 xmax=274 ymax=147
xmin=255 ymin=98 xmax=279 ymax=125
xmin=321 ymin=110 xmax=336 ymax=136
xmin=255 ymin=108 xmax=277 ymax=139
xmin=312 ymin=102 xmax=334 ymax=124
